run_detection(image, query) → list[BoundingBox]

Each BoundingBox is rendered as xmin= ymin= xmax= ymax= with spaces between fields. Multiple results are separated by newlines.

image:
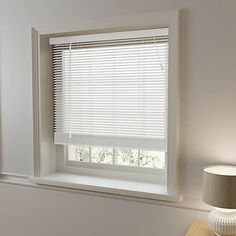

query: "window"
xmin=32 ymin=11 xmax=179 ymax=201
xmin=52 ymin=28 xmax=169 ymax=174
xmin=68 ymin=145 xmax=165 ymax=169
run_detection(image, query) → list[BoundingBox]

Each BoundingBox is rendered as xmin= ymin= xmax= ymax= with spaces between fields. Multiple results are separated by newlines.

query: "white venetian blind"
xmin=51 ymin=28 xmax=169 ymax=151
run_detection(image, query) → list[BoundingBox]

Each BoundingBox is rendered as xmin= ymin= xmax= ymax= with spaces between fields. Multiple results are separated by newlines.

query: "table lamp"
xmin=203 ymin=165 xmax=236 ymax=236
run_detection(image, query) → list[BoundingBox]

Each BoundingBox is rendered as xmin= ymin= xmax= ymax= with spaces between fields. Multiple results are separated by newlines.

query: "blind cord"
xmin=69 ymin=43 xmax=72 ymax=138
xmin=153 ymin=36 xmax=164 ymax=71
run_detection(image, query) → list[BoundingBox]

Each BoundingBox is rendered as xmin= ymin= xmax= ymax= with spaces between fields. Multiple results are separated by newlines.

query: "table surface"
xmin=185 ymin=221 xmax=214 ymax=236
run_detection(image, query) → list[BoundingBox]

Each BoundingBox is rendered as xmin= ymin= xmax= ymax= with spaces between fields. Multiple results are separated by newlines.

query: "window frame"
xmin=56 ymin=28 xmax=169 ymax=181
xmin=31 ymin=10 xmax=180 ymax=201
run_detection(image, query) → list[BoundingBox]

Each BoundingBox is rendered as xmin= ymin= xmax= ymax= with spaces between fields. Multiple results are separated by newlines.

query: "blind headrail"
xmin=49 ymin=28 xmax=169 ymax=45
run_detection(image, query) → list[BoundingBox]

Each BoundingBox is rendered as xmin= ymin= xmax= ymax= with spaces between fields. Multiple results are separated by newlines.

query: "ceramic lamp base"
xmin=208 ymin=208 xmax=236 ymax=236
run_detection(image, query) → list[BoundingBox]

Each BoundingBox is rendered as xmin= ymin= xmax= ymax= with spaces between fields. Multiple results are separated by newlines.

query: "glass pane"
xmin=140 ymin=150 xmax=165 ymax=169
xmin=115 ymin=148 xmax=138 ymax=167
xmin=68 ymin=145 xmax=90 ymax=162
xmin=91 ymin=147 xmax=113 ymax=164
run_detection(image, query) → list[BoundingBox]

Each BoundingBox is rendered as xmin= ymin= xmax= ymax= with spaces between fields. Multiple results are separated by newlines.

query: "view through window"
xmin=68 ymin=145 xmax=165 ymax=169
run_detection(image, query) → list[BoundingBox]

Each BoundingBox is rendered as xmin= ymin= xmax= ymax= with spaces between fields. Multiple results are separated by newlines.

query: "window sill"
xmin=30 ymin=172 xmax=180 ymax=202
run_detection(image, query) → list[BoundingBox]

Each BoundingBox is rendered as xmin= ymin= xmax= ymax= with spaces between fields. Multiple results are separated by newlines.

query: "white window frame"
xmin=55 ymin=28 xmax=169 ymax=183
xmin=31 ymin=10 xmax=180 ymax=202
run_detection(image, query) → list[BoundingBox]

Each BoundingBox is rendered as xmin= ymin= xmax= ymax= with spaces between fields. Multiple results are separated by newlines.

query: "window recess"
xmin=31 ymin=10 xmax=180 ymax=201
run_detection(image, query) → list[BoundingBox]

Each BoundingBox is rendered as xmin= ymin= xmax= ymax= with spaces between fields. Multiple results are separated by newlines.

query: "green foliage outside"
xmin=72 ymin=145 xmax=165 ymax=169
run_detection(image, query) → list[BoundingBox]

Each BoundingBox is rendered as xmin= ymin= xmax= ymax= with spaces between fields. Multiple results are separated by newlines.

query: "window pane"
xmin=91 ymin=147 xmax=113 ymax=164
xmin=68 ymin=145 xmax=90 ymax=162
xmin=68 ymin=145 xmax=166 ymax=169
xmin=115 ymin=148 xmax=138 ymax=167
xmin=140 ymin=150 xmax=165 ymax=169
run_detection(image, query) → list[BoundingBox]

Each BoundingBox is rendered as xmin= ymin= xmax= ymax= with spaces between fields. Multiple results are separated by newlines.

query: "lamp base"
xmin=208 ymin=208 xmax=236 ymax=236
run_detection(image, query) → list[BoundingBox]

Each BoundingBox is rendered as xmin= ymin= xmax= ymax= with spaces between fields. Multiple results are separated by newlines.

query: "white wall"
xmin=0 ymin=0 xmax=236 ymax=235
xmin=0 ymin=183 xmax=207 ymax=236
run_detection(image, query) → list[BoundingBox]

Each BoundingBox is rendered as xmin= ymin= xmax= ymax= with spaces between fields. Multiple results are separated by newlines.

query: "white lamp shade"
xmin=203 ymin=165 xmax=236 ymax=209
